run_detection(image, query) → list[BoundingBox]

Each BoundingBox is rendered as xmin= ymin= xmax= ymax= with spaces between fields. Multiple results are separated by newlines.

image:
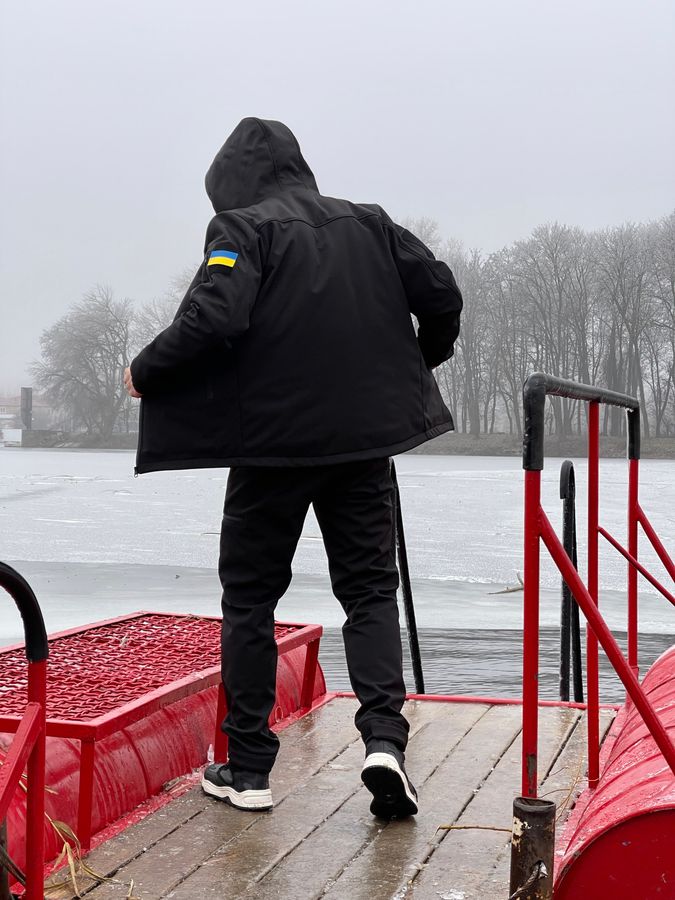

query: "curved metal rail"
xmin=0 ymin=562 xmax=48 ymax=899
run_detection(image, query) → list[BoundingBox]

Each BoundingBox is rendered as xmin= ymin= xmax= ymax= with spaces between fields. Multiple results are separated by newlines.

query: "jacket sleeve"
xmin=130 ymin=214 xmax=261 ymax=394
xmin=385 ymin=220 xmax=463 ymax=369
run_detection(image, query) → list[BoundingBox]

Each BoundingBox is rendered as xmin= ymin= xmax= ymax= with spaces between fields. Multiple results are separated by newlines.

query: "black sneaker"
xmin=201 ymin=763 xmax=273 ymax=811
xmin=361 ymin=739 xmax=418 ymax=819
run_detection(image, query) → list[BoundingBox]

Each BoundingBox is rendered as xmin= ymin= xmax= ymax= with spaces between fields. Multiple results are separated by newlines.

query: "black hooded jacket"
xmin=131 ymin=118 xmax=463 ymax=473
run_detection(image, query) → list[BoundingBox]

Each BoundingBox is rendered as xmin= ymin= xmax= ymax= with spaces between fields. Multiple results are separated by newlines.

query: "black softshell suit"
xmin=131 ymin=118 xmax=463 ymax=474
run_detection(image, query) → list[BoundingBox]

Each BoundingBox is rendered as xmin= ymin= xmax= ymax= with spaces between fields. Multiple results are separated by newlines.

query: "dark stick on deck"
xmin=390 ymin=460 xmax=425 ymax=694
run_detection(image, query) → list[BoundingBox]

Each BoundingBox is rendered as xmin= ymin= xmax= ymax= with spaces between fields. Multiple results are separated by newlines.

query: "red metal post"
xmin=637 ymin=504 xmax=675 ymax=582
xmin=0 ymin=706 xmax=41 ymax=823
xmin=627 ymin=458 xmax=639 ymax=677
xmin=78 ymin=739 xmax=96 ymax=851
xmin=522 ymin=469 xmax=542 ymax=798
xmin=25 ymin=659 xmax=46 ymax=900
xmin=598 ymin=527 xmax=675 ymax=606
xmin=299 ymin=638 xmax=320 ymax=710
xmin=586 ymin=401 xmax=600 ymax=787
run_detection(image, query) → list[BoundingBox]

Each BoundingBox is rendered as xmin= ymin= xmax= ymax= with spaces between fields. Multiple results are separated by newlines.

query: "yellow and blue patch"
xmin=207 ymin=249 xmax=239 ymax=268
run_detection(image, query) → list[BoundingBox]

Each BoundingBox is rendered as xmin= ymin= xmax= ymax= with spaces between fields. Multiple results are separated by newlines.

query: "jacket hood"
xmin=205 ymin=118 xmax=318 ymax=212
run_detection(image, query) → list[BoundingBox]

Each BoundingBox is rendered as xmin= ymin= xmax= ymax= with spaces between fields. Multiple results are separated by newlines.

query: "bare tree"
xmin=484 ymin=248 xmax=529 ymax=435
xmin=33 ymin=286 xmax=134 ymax=440
xmin=646 ymin=213 xmax=675 ymax=435
xmin=134 ymin=265 xmax=198 ymax=350
xmin=400 ymin=216 xmax=444 ymax=256
xmin=596 ymin=224 xmax=653 ymax=435
xmin=405 ymin=211 xmax=675 ymax=441
xmin=445 ymin=247 xmax=490 ymax=435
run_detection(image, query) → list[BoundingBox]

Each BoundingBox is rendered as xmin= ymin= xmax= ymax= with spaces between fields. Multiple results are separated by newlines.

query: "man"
xmin=125 ymin=117 xmax=462 ymax=819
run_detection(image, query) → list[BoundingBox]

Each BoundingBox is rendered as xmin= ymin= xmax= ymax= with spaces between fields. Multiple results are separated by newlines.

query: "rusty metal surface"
xmin=0 ymin=614 xmax=301 ymax=720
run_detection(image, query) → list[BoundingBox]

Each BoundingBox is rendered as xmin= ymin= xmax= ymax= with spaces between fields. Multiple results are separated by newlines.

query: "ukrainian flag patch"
xmin=208 ymin=249 xmax=238 ymax=268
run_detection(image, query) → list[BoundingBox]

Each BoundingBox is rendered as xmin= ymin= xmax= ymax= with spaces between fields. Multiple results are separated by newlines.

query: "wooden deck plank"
xmin=406 ymin=706 xmax=581 ymax=900
xmin=47 ymin=698 xmax=611 ymax=900
xmin=160 ymin=699 xmax=446 ymax=900
xmin=476 ymin=708 xmax=616 ymax=899
xmin=540 ymin=709 xmax=615 ymax=826
xmin=80 ymin=699 xmax=438 ymax=899
xmin=320 ymin=704 xmax=524 ymax=900
xmin=242 ymin=702 xmax=490 ymax=900
xmin=51 ymin=698 xmax=362 ymax=898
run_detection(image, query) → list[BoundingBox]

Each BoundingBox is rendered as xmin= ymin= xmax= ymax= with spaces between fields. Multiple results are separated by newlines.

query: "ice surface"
xmin=0 ymin=448 xmax=673 ymax=640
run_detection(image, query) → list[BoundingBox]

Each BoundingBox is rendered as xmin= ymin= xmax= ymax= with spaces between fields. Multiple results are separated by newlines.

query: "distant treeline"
xmin=407 ymin=211 xmax=675 ymax=438
xmin=32 ymin=211 xmax=675 ymax=442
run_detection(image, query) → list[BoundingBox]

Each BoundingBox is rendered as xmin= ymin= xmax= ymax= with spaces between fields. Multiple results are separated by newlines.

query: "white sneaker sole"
xmin=201 ymin=777 xmax=273 ymax=811
xmin=361 ymin=752 xmax=418 ymax=818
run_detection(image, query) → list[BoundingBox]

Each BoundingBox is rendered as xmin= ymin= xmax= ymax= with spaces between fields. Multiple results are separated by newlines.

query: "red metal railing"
xmin=521 ymin=374 xmax=675 ymax=797
xmin=0 ymin=562 xmax=48 ymax=898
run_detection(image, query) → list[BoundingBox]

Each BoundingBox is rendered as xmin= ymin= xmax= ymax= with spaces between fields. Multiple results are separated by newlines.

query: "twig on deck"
xmin=435 ymin=823 xmax=512 ymax=835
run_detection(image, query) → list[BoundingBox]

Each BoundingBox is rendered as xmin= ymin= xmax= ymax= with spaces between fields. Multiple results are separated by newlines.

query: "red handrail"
xmin=521 ymin=374 xmax=675 ymax=798
xmin=0 ymin=563 xmax=48 ymax=898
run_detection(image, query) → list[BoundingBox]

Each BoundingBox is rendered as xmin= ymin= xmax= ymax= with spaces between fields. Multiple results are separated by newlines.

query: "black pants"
xmin=218 ymin=456 xmax=410 ymax=773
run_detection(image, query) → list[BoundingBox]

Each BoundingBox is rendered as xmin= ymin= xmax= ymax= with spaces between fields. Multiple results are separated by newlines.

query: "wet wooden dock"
xmin=47 ymin=696 xmax=613 ymax=900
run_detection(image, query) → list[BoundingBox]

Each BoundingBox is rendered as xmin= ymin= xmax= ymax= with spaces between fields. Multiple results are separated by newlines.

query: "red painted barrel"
xmin=556 ymin=645 xmax=675 ymax=898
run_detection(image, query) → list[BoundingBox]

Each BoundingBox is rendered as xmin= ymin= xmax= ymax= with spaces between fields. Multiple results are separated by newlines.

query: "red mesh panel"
xmin=0 ymin=614 xmax=300 ymax=721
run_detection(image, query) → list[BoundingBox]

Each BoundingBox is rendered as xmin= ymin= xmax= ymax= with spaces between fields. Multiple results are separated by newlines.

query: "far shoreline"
xmin=15 ymin=430 xmax=675 ymax=459
xmin=413 ymin=432 xmax=675 ymax=459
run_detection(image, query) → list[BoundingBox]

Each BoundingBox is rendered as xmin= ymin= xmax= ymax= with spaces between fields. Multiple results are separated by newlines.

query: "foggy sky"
xmin=1 ymin=0 xmax=674 ymax=391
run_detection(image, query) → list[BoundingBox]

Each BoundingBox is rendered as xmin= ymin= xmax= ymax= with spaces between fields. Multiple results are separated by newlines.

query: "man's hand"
xmin=124 ymin=366 xmax=142 ymax=399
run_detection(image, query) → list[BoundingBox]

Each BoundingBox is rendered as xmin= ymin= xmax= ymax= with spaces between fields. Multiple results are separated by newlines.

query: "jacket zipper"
xmin=134 ymin=399 xmax=145 ymax=476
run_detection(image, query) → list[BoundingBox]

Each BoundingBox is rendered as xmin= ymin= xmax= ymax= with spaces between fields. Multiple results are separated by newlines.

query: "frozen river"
xmin=1 ymin=448 xmax=673 ymax=698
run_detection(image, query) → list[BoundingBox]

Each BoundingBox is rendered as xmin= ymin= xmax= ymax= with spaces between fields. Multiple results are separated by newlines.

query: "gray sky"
xmin=1 ymin=0 xmax=674 ymax=391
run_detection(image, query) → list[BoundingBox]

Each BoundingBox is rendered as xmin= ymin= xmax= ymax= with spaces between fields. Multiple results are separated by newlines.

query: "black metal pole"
xmin=559 ymin=461 xmax=584 ymax=704
xmin=559 ymin=462 xmax=573 ymax=702
xmin=389 ymin=460 xmax=425 ymax=694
